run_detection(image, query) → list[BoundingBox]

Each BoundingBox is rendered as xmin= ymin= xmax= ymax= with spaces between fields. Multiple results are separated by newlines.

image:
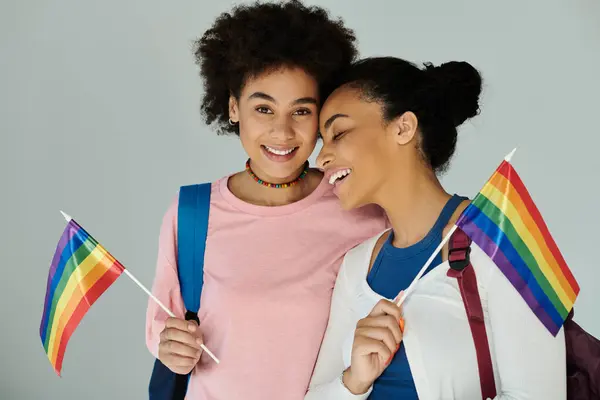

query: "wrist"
xmin=342 ymin=367 xmax=371 ymax=395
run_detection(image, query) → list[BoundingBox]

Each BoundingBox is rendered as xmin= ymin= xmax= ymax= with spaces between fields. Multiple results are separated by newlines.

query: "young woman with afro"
xmin=145 ymin=2 xmax=388 ymax=399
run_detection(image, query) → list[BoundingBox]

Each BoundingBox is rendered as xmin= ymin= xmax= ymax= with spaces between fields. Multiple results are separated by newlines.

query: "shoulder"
xmin=160 ymin=193 xmax=179 ymax=231
xmin=442 ymin=198 xmax=471 ymax=237
xmin=319 ymin=188 xmax=389 ymax=225
xmin=306 ymin=179 xmax=388 ymax=235
xmin=177 ymin=179 xmax=223 ymax=206
xmin=339 ymin=230 xmax=388 ymax=285
xmin=159 ymin=179 xmax=221 ymax=233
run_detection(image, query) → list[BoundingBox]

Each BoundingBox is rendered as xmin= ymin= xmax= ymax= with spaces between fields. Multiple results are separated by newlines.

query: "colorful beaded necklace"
xmin=245 ymin=159 xmax=309 ymax=188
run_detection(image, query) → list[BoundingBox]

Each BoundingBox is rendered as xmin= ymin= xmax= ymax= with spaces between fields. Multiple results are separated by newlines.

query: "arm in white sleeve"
xmin=486 ymin=262 xmax=567 ymax=399
xmin=305 ymin=261 xmax=372 ymax=400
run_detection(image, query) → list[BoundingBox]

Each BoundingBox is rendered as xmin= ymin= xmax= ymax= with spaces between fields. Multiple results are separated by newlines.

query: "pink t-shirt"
xmin=146 ymin=175 xmax=387 ymax=400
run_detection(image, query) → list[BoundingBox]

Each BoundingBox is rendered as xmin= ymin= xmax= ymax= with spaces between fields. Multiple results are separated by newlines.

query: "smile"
xmin=263 ymin=145 xmax=298 ymax=156
xmin=328 ymin=168 xmax=352 ymax=185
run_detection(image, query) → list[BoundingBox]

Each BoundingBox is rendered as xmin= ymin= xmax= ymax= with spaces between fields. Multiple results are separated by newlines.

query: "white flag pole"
xmin=59 ymin=211 xmax=220 ymax=364
xmin=394 ymin=148 xmax=517 ymax=307
xmin=394 ymin=225 xmax=458 ymax=306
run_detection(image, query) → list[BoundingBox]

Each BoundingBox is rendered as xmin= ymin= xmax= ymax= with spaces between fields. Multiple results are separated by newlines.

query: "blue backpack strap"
xmin=177 ymin=182 xmax=212 ymax=316
xmin=148 ymin=183 xmax=211 ymax=400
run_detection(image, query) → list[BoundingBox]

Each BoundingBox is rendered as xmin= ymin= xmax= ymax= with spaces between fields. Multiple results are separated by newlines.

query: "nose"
xmin=316 ymin=141 xmax=334 ymax=170
xmin=270 ymin=117 xmax=295 ymax=141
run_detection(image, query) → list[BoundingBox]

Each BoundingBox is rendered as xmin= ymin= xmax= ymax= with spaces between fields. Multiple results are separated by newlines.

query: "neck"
xmin=374 ymin=165 xmax=451 ymax=248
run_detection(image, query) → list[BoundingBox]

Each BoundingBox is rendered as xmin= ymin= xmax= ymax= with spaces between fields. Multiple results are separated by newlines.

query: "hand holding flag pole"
xmin=58 ymin=211 xmax=220 ymax=365
xmin=40 ymin=211 xmax=219 ymax=376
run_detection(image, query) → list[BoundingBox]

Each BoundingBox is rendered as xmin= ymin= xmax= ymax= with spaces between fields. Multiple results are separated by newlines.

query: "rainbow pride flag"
xmin=40 ymin=216 xmax=124 ymax=375
xmin=456 ymin=152 xmax=579 ymax=336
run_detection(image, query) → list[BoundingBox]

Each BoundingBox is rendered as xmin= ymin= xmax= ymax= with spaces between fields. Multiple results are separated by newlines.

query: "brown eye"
xmin=294 ymin=108 xmax=312 ymax=116
xmin=256 ymin=107 xmax=273 ymax=114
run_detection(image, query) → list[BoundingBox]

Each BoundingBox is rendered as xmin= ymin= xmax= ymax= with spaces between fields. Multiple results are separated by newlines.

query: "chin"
xmin=336 ymin=189 xmax=363 ymax=211
xmin=337 ymin=179 xmax=376 ymax=210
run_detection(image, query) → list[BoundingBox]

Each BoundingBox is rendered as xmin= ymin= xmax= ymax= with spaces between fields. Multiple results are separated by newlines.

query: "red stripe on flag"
xmin=497 ymin=162 xmax=579 ymax=293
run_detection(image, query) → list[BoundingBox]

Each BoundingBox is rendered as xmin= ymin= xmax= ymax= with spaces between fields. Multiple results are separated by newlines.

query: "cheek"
xmin=238 ymin=133 xmax=255 ymax=158
xmin=239 ymin=115 xmax=269 ymax=144
xmin=238 ymin=123 xmax=264 ymax=156
xmin=343 ymin=135 xmax=374 ymax=166
xmin=346 ymin=136 xmax=387 ymax=186
xmin=298 ymin=114 xmax=318 ymax=132
xmin=295 ymin=116 xmax=319 ymax=145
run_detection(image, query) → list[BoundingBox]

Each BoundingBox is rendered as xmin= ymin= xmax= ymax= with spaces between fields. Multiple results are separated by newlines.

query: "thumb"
xmin=185 ymin=318 xmax=203 ymax=340
xmin=190 ymin=320 xmax=204 ymax=343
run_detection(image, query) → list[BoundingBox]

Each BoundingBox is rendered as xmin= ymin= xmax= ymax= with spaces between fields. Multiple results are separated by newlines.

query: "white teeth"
xmin=265 ymin=146 xmax=295 ymax=156
xmin=328 ymin=169 xmax=352 ymax=185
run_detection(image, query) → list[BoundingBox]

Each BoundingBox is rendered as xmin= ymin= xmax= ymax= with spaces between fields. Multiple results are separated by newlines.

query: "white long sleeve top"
xmin=305 ymin=230 xmax=567 ymax=400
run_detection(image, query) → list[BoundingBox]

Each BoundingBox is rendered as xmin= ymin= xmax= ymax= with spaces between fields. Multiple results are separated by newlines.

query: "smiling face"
xmin=229 ymin=67 xmax=319 ymax=183
xmin=317 ymin=85 xmax=410 ymax=210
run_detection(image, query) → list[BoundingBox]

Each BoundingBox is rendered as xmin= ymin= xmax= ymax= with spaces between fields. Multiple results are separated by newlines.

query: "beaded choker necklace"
xmin=245 ymin=159 xmax=309 ymax=188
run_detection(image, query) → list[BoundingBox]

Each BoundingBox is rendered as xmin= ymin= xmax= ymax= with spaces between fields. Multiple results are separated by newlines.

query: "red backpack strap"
xmin=447 ymin=227 xmax=497 ymax=400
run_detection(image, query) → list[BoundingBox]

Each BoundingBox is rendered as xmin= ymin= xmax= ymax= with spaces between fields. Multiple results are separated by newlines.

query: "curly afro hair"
xmin=194 ymin=0 xmax=358 ymax=135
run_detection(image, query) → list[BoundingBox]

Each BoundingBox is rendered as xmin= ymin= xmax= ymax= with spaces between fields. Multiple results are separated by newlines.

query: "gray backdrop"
xmin=1 ymin=0 xmax=599 ymax=399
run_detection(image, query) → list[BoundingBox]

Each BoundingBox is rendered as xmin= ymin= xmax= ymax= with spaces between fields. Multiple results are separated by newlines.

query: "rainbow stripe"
xmin=40 ymin=219 xmax=124 ymax=375
xmin=456 ymin=160 xmax=579 ymax=336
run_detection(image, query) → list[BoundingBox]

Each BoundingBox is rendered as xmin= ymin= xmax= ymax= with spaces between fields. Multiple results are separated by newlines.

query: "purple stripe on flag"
xmin=459 ymin=220 xmax=560 ymax=336
xmin=39 ymin=221 xmax=80 ymax=338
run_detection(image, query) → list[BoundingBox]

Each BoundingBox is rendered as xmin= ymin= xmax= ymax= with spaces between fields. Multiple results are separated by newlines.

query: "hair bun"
xmin=425 ymin=61 xmax=482 ymax=127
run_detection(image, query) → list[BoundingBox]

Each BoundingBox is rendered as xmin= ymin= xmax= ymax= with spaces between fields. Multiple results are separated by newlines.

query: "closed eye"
xmin=333 ymin=130 xmax=347 ymax=140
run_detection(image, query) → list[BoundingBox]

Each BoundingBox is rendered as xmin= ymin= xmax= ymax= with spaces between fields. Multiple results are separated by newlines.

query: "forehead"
xmin=241 ymin=67 xmax=319 ymax=100
xmin=320 ymin=86 xmax=382 ymax=128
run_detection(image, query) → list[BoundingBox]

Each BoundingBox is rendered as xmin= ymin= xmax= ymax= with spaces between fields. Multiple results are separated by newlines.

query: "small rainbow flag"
xmin=456 ymin=150 xmax=579 ymax=336
xmin=40 ymin=214 xmax=124 ymax=375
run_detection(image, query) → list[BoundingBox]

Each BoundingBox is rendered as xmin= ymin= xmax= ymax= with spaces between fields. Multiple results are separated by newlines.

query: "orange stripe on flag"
xmin=487 ymin=171 xmax=577 ymax=302
xmin=497 ymin=162 xmax=579 ymax=293
xmin=49 ymin=253 xmax=114 ymax=367
xmin=53 ymin=261 xmax=123 ymax=374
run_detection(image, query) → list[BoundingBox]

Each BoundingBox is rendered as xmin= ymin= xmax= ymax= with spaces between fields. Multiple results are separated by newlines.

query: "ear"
xmin=389 ymin=111 xmax=418 ymax=146
xmin=229 ymin=95 xmax=239 ymax=123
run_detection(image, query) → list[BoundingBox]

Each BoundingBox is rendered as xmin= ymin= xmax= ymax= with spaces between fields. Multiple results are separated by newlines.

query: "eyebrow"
xmin=247 ymin=92 xmax=318 ymax=106
xmin=293 ymin=97 xmax=318 ymax=106
xmin=248 ymin=92 xmax=276 ymax=103
xmin=323 ymin=113 xmax=349 ymax=130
